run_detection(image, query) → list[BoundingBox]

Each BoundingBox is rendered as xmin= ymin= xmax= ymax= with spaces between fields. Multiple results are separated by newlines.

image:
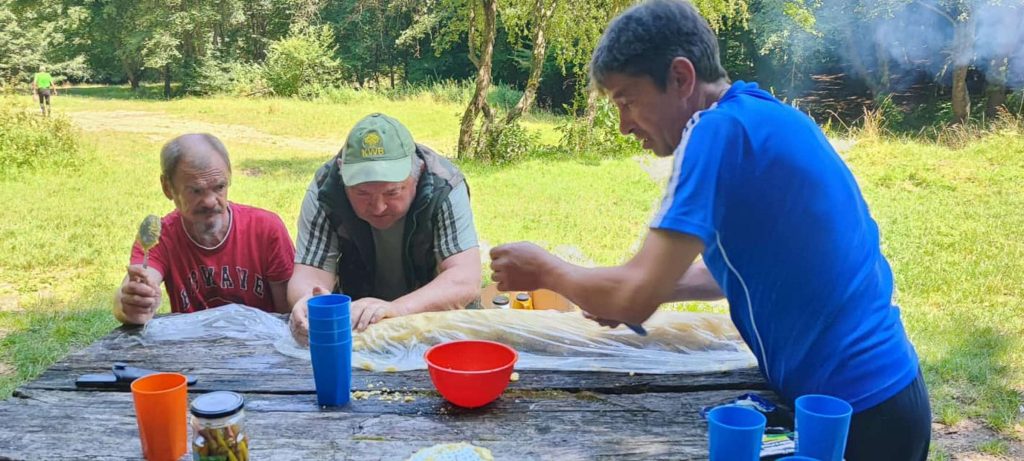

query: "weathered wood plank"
xmin=21 ymin=334 xmax=766 ymax=394
xmin=0 ymin=388 xmax=780 ymax=460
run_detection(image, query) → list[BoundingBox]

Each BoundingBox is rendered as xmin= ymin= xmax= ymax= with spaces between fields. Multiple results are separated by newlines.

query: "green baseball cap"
xmin=340 ymin=113 xmax=416 ymax=185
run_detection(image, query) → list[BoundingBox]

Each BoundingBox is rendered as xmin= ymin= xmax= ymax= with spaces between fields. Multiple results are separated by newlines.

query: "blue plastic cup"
xmin=707 ymin=405 xmax=766 ymax=461
xmin=308 ymin=316 xmax=351 ymax=332
xmin=307 ymin=294 xmax=352 ymax=320
xmin=308 ymin=327 xmax=352 ymax=344
xmin=795 ymin=394 xmax=853 ymax=461
xmin=309 ymin=339 xmax=352 ymax=406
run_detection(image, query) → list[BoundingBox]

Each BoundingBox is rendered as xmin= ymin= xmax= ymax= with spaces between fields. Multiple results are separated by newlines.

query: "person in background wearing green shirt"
xmin=31 ymin=65 xmax=57 ymax=116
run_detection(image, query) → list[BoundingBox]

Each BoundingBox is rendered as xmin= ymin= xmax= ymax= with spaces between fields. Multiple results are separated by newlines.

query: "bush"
xmin=478 ymin=120 xmax=540 ymax=165
xmin=375 ymin=80 xmax=519 ymax=108
xmin=385 ymin=79 xmax=473 ymax=105
xmin=0 ymin=98 xmax=81 ymax=176
xmin=557 ymin=97 xmax=643 ymax=159
xmin=487 ymin=84 xmax=524 ymax=111
xmin=429 ymin=79 xmax=474 ymax=105
xmin=190 ymin=59 xmax=269 ymax=96
xmin=263 ymin=26 xmax=344 ymax=97
xmin=1006 ymin=90 xmax=1024 ymax=117
xmin=317 ymin=86 xmax=381 ymax=104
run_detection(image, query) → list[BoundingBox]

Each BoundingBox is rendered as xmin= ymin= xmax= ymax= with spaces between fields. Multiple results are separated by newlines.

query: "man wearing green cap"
xmin=31 ymin=65 xmax=57 ymax=116
xmin=287 ymin=113 xmax=481 ymax=343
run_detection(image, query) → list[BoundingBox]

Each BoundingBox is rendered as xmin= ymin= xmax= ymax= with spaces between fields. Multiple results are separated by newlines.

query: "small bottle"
xmin=492 ymin=294 xmax=511 ymax=309
xmin=512 ymin=292 xmax=533 ymax=310
xmin=191 ymin=391 xmax=249 ymax=461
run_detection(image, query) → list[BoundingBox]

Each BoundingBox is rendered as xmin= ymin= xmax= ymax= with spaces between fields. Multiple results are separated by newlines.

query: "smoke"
xmin=973 ymin=2 xmax=1024 ymax=85
xmin=813 ymin=0 xmax=1024 ymax=91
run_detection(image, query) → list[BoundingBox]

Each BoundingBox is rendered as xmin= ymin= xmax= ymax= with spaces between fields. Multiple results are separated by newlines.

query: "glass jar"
xmin=492 ymin=294 xmax=511 ymax=309
xmin=190 ymin=391 xmax=248 ymax=461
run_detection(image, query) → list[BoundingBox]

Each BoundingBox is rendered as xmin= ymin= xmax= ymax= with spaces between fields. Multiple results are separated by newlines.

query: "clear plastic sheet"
xmin=114 ymin=304 xmax=289 ymax=346
xmin=127 ymin=305 xmax=756 ymax=374
xmin=342 ymin=309 xmax=755 ymax=373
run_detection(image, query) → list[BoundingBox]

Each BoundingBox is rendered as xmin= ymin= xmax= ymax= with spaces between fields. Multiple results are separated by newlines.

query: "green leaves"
xmin=264 ymin=25 xmax=344 ymax=97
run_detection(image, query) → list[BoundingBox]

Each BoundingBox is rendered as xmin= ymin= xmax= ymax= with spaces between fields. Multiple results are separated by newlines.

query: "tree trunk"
xmin=984 ymin=57 xmax=1009 ymax=118
xmin=951 ymin=65 xmax=970 ymax=123
xmin=123 ymin=58 xmax=140 ymax=91
xmin=850 ymin=36 xmax=881 ymax=97
xmin=875 ymin=40 xmax=890 ymax=95
xmin=950 ymin=23 xmax=973 ymax=124
xmin=503 ymin=0 xmax=558 ymax=125
xmin=575 ymin=84 xmax=601 ymax=154
xmin=244 ymin=0 xmax=268 ymax=61
xmin=458 ymin=0 xmax=498 ymax=159
xmin=163 ymin=64 xmax=172 ymax=99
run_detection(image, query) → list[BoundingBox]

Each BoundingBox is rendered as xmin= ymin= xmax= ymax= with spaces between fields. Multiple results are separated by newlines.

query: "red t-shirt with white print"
xmin=130 ymin=203 xmax=295 ymax=313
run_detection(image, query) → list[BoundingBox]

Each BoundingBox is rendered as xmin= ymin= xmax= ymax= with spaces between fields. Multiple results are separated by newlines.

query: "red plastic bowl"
xmin=424 ymin=340 xmax=518 ymax=408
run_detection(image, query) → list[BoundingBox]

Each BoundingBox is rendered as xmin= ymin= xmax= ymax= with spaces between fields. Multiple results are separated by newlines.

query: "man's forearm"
xmin=393 ymin=268 xmax=479 ymax=315
xmin=287 ymin=264 xmax=336 ymax=308
xmin=286 ymin=274 xmax=317 ymax=307
xmin=540 ymin=231 xmax=703 ymax=325
xmin=670 ymin=259 xmax=724 ymax=302
xmin=270 ymin=281 xmax=291 ymax=313
xmin=547 ymin=262 xmax=670 ymax=325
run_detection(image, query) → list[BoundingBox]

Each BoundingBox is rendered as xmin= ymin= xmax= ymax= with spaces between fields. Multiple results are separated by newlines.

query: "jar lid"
xmin=190 ymin=391 xmax=245 ymax=419
xmin=515 ymin=293 xmax=530 ymax=301
xmin=492 ymin=295 xmax=509 ymax=304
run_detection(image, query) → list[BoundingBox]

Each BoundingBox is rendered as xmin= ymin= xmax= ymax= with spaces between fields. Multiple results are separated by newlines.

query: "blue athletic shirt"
xmin=651 ymin=81 xmax=919 ymax=412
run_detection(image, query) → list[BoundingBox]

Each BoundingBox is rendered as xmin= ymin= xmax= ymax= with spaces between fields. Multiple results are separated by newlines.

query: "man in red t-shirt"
xmin=114 ymin=133 xmax=295 ymax=325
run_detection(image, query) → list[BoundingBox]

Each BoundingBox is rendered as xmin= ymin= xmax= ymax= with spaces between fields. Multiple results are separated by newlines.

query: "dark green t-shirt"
xmin=371 ymin=217 xmax=409 ymax=301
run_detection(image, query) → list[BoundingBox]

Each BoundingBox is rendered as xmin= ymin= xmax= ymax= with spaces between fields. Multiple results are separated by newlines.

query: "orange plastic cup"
xmin=130 ymin=373 xmax=188 ymax=461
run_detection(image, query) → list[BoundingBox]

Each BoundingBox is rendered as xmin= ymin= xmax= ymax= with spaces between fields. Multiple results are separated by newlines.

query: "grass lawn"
xmin=1 ymin=88 xmax=1022 ymax=456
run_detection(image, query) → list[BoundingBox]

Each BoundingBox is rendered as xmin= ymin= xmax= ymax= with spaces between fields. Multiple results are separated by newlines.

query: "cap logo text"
xmin=361 ymin=132 xmax=385 ymax=157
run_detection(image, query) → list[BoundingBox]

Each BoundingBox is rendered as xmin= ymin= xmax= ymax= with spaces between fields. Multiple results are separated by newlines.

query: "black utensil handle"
xmin=74 ymin=373 xmax=119 ymax=389
xmin=112 ymin=363 xmax=198 ymax=385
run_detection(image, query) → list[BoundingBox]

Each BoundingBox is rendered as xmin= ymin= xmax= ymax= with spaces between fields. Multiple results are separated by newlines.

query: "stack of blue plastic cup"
xmin=707 ymin=405 xmax=766 ymax=461
xmin=795 ymin=394 xmax=852 ymax=461
xmin=307 ymin=294 xmax=352 ymax=407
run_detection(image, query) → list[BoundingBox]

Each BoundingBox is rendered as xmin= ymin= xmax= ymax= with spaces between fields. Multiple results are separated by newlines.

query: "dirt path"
xmin=68 ymin=110 xmax=338 ymax=153
xmin=933 ymin=421 xmax=1024 ymax=460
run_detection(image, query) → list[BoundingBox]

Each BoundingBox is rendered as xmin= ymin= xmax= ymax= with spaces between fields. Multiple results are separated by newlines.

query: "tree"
xmin=499 ymin=0 xmax=558 ymax=124
xmin=802 ymin=0 xmax=1024 ymax=123
xmin=0 ymin=1 xmax=36 ymax=85
xmin=913 ymin=0 xmax=976 ymax=122
xmin=1 ymin=0 xmax=92 ymax=86
xmin=327 ymin=0 xmax=418 ymax=88
xmin=263 ymin=25 xmax=343 ymax=96
xmin=458 ymin=0 xmax=498 ymax=158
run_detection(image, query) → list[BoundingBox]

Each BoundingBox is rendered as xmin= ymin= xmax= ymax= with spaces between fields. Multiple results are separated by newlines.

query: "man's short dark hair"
xmin=590 ymin=0 xmax=728 ymax=90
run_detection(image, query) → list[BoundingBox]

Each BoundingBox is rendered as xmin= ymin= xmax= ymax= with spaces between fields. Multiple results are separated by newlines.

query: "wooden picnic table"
xmin=0 ymin=319 xmax=777 ymax=460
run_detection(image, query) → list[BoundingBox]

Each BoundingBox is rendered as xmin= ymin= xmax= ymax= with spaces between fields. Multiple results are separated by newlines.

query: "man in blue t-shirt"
xmin=489 ymin=1 xmax=930 ymax=459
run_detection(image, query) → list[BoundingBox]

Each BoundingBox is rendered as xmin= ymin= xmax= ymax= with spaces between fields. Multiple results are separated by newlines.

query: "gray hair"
xmin=590 ymin=0 xmax=727 ymax=90
xmin=160 ymin=133 xmax=231 ymax=182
